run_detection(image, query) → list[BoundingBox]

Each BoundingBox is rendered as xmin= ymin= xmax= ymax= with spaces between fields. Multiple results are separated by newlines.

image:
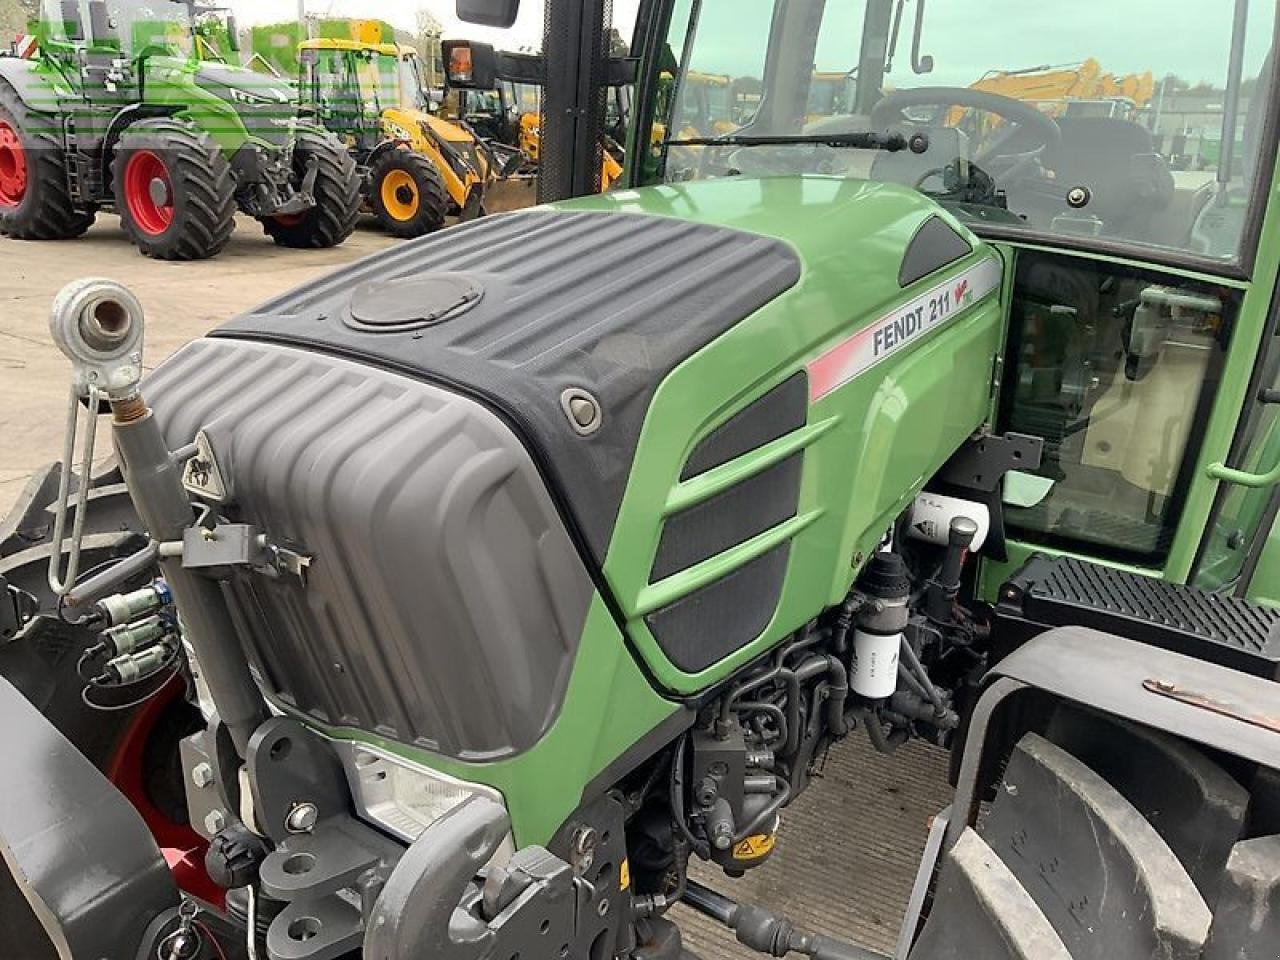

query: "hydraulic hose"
xmin=682 ymin=880 xmax=890 ymax=960
xmin=898 ymin=634 xmax=957 ymax=728
xmin=858 ymin=708 xmax=910 ymax=754
xmin=682 ymin=880 xmax=736 ymax=925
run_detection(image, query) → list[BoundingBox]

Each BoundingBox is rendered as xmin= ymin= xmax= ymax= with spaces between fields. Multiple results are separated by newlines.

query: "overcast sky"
xmin=227 ymin=0 xmax=1273 ymax=88
xmin=226 ymin=0 xmax=639 ymax=50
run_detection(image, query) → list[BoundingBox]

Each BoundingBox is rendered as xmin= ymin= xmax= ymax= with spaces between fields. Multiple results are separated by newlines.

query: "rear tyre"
xmin=112 ymin=119 xmax=236 ymax=261
xmin=260 ymin=130 xmax=360 ymax=249
xmin=913 ymin=709 xmax=1277 ymax=960
xmin=0 ymin=85 xmax=95 ymax=240
xmin=369 ymin=149 xmax=447 ymax=238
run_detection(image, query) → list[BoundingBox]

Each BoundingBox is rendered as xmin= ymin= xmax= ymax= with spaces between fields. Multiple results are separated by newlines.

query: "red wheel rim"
xmin=273 ymin=212 xmax=304 ymax=227
xmin=123 ymin=149 xmax=174 ymax=236
xmin=0 ymin=120 xmax=27 ymax=209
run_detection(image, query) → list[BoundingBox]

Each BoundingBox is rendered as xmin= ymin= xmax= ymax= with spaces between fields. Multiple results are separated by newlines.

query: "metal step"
xmin=995 ymin=555 xmax=1280 ymax=679
xmin=979 ymin=733 xmax=1212 ymax=960
xmin=907 ymin=828 xmax=1070 ymax=960
xmin=1203 ymin=835 xmax=1280 ymax=960
xmin=1044 ymin=705 xmax=1248 ymax=903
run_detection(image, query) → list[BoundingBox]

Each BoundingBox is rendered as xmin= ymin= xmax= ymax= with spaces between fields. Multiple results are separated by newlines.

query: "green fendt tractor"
xmin=1 ymin=0 xmax=1279 ymax=958
xmin=0 ymin=0 xmax=361 ymax=259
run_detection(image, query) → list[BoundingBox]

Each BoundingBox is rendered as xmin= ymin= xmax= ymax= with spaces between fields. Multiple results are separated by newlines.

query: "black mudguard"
xmin=0 ymin=57 xmax=55 ymax=114
xmin=0 ymin=675 xmax=178 ymax=958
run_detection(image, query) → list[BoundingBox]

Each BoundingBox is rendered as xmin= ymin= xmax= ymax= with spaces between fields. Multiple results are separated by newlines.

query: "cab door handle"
xmin=1207 ymin=459 xmax=1280 ymax=488
xmin=1206 ymin=386 xmax=1280 ymax=488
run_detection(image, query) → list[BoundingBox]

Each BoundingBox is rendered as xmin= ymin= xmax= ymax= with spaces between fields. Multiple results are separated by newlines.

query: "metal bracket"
xmin=0 ymin=575 xmax=36 ymax=644
xmin=938 ymin=431 xmax=1044 ymax=493
xmin=182 ymin=523 xmax=265 ymax=571
xmin=364 ymin=796 xmax=580 ymax=960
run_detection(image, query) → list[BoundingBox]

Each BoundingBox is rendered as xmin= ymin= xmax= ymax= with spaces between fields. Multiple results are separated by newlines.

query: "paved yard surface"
xmin=0 ymin=210 xmax=954 ymax=958
xmin=0 ymin=213 xmax=400 ymax=516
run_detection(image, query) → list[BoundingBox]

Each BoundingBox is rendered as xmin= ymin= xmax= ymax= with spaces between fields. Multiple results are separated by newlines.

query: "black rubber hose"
xmin=738 ymin=701 xmax=788 ymax=748
xmin=898 ymin=634 xmax=951 ymax=720
xmin=670 ymin=734 xmax=711 ymax=861
xmin=720 ymin=660 xmax=786 ymax=728
xmin=822 ymin=656 xmax=850 ymax=737
xmin=859 ymin=708 xmax=910 ymax=754
xmin=734 ymin=775 xmax=791 ymax=843
xmin=682 ymin=880 xmax=890 ymax=960
xmin=682 ymin=880 xmax=738 ymax=925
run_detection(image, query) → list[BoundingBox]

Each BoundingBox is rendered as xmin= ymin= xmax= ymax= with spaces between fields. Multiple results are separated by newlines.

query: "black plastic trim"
xmin=899 ymin=215 xmax=973 ymax=287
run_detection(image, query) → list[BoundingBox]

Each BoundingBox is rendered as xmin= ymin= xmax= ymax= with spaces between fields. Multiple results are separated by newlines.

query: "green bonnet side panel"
xmin=561 ymin=176 xmax=1007 ymax=694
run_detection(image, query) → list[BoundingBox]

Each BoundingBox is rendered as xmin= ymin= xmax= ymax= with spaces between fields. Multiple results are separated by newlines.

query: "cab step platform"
xmin=993 ymin=555 xmax=1280 ymax=679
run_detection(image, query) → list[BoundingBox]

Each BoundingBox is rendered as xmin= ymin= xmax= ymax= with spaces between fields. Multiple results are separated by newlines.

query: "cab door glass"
xmin=999 ymin=251 xmax=1235 ymax=565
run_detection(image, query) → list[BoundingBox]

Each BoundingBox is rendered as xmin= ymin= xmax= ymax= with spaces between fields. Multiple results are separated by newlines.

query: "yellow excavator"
xmin=445 ymin=61 xmax=624 ymax=199
xmin=964 ymin=58 xmax=1155 ymax=120
xmin=299 ymin=27 xmax=514 ymax=235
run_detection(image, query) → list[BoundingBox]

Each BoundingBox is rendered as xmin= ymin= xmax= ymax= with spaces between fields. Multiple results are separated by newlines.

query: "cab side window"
xmin=999 ymin=251 xmax=1235 ymax=565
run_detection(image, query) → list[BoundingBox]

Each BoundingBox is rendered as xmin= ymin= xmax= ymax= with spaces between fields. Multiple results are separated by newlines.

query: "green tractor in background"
xmin=0 ymin=0 xmax=362 ymax=259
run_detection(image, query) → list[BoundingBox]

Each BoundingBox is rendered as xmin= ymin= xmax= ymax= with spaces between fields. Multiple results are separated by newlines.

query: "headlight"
xmin=335 ymin=741 xmax=512 ymax=852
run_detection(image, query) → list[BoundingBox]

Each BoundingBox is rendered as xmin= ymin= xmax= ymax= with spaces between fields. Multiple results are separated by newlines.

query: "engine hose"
xmin=859 ymin=708 xmax=909 ymax=754
xmin=738 ymin=701 xmax=788 ymax=748
xmin=720 ymin=660 xmax=786 ymax=729
xmin=831 ymin=595 xmax=860 ymax=655
xmin=781 ymin=668 xmax=803 ymax=757
xmin=896 ymin=662 xmax=933 ymax=703
xmin=822 ymin=657 xmax=850 ymax=737
xmin=682 ymin=880 xmax=888 ymax=960
xmin=670 ymin=734 xmax=711 ymax=861
xmin=898 ymin=634 xmax=948 ymax=716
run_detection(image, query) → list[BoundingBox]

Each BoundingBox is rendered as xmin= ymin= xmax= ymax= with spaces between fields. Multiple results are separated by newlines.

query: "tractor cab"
xmin=629 ymin=0 xmax=1280 ymax=606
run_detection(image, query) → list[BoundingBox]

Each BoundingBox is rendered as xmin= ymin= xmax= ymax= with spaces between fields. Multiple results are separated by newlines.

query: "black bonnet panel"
xmin=214 ymin=209 xmax=801 ymax=567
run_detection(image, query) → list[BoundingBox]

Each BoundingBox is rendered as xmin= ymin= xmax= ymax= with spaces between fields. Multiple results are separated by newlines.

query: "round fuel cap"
xmin=345 ymin=273 xmax=483 ymax=332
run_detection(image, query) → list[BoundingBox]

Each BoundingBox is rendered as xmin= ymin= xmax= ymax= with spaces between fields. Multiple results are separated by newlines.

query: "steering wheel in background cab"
xmin=870 ymin=87 xmax=1062 ymax=183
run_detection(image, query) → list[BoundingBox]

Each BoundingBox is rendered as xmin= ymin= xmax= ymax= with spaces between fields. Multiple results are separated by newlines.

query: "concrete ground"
xmin=0 ymin=209 xmax=955 ymax=957
xmin=0 ymin=212 xmax=401 ymax=516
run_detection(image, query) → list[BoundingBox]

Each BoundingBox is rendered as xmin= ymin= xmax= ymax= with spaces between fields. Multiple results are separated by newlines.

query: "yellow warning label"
xmin=732 ymin=834 xmax=776 ymax=860
xmin=619 ymin=858 xmax=631 ymax=890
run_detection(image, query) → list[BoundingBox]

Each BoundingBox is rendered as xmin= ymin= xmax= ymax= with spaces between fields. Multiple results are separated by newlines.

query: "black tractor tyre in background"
xmin=369 ymin=148 xmax=449 ymax=238
xmin=111 ymin=119 xmax=236 ymax=261
xmin=0 ymin=85 xmax=96 ymax=240
xmin=260 ymin=130 xmax=361 ymax=249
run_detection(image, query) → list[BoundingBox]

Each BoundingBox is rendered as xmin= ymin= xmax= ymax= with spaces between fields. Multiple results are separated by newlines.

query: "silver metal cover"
xmin=143 ymin=339 xmax=595 ymax=760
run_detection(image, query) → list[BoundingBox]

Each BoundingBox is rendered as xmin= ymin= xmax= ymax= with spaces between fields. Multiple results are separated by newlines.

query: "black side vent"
xmin=646 ymin=545 xmax=792 ymax=673
xmin=682 ymin=372 xmax=809 ymax=479
xmin=652 ymin=453 xmax=802 ymax=581
xmin=899 ymin=215 xmax=972 ymax=287
xmin=645 ymin=373 xmax=809 ymax=672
